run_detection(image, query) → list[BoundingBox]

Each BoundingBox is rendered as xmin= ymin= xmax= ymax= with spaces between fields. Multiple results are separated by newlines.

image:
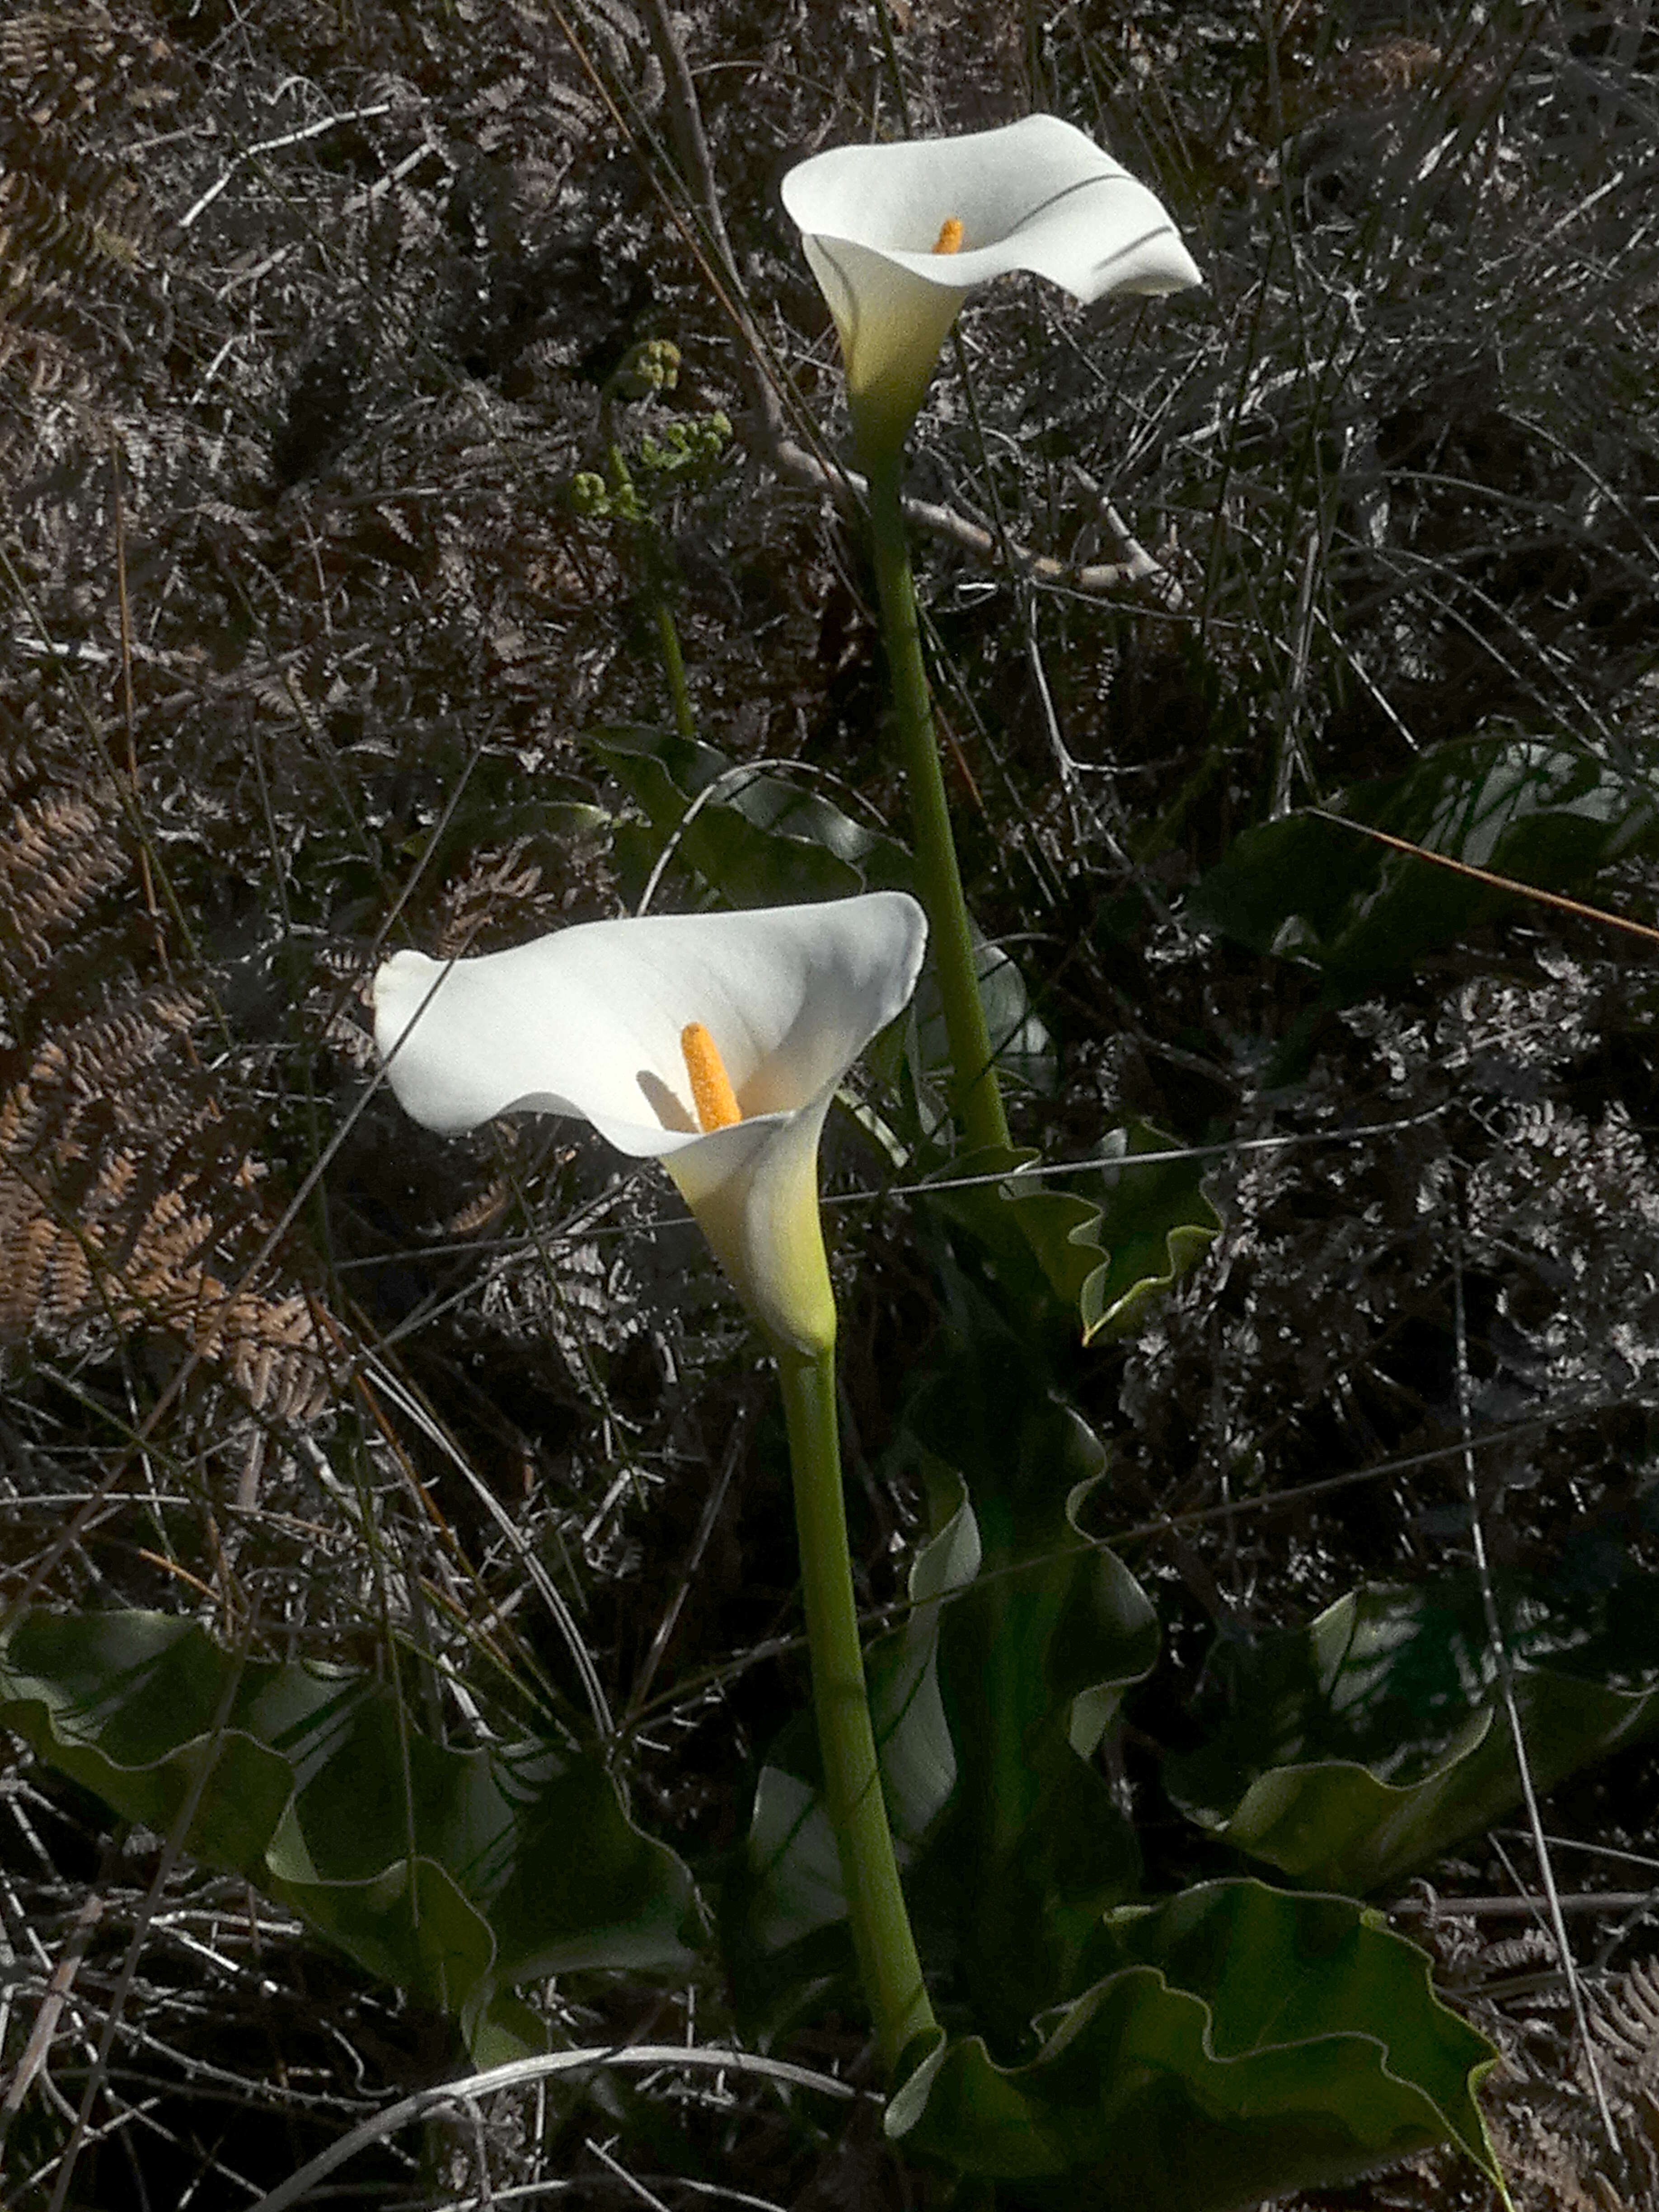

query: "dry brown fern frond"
xmin=0 ymin=780 xmax=129 ymax=992
xmin=0 ymin=5 xmax=184 ymax=131
xmin=0 ymin=3 xmax=182 ymax=456
xmin=0 ymin=725 xmax=339 ymax=1427
xmin=1334 ymin=36 xmax=1446 ymax=108
xmin=1481 ymin=1957 xmax=1659 ymax=2212
xmin=0 ymin=990 xmax=335 ymax=1423
xmin=0 ymin=723 xmax=135 ymax=1041
xmin=1593 ymin=1958 xmax=1659 ymax=2086
xmin=0 ymin=155 xmax=156 ymax=300
xmin=0 ymin=146 xmax=162 ymax=389
xmin=430 ymin=837 xmax=572 ymax=959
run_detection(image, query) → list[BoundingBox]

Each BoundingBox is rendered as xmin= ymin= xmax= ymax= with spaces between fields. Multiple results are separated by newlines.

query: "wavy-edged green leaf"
xmin=1188 ymin=736 xmax=1659 ymax=991
xmin=0 ymin=1609 xmax=697 ymax=2054
xmin=889 ymin=1317 xmax=1502 ymax=2206
xmin=591 ymin=723 xmax=909 ymax=908
xmin=926 ymin=1122 xmax=1221 ymax=1345
xmin=1083 ymin=1125 xmax=1224 ymax=1340
xmin=887 ymin=1879 xmax=1504 ymax=2208
xmin=1166 ymin=1577 xmax=1659 ymax=1894
xmin=903 ymin=1300 xmax=1159 ymax=2043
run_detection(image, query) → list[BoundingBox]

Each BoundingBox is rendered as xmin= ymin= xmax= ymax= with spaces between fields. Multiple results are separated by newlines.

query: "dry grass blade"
xmin=1306 ymin=806 xmax=1659 ymax=949
xmin=247 ymin=2043 xmax=861 ymax=2212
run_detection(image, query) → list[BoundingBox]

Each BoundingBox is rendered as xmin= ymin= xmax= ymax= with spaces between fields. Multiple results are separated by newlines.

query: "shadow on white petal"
xmin=637 ymin=1069 xmax=698 ymax=1135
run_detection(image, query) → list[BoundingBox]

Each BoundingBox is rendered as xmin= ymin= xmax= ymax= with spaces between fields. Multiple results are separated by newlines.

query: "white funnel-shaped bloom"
xmin=372 ymin=893 xmax=927 ymax=1356
xmin=782 ymin=113 xmax=1202 ymax=451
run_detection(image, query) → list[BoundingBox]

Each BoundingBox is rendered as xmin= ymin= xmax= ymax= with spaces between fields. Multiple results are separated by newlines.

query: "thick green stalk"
xmin=776 ymin=1340 xmax=937 ymax=2076
xmin=862 ymin=451 xmax=1010 ymax=1154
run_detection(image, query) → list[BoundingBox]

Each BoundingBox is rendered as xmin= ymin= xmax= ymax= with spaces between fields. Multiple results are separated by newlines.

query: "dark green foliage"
xmin=735 ymin=1298 xmax=1505 ymax=2200
xmin=925 ymin=1125 xmax=1223 ymax=1347
xmin=1167 ymin=1573 xmax=1659 ymax=1895
xmin=593 ymin=722 xmax=912 ymax=907
xmin=1189 ymin=737 xmax=1659 ymax=992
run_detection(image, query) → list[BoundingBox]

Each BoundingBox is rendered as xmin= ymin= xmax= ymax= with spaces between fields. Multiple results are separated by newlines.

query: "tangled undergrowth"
xmin=3 ymin=0 xmax=1658 ymax=2205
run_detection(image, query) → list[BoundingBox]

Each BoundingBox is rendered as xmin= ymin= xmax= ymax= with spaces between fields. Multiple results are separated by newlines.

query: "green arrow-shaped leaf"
xmin=1167 ymin=1575 xmax=1659 ymax=1893
xmin=0 ymin=1610 xmax=698 ymax=2058
xmin=925 ymin=1122 xmax=1221 ymax=1347
xmin=888 ymin=1880 xmax=1505 ymax=2207
xmin=1188 ymin=736 xmax=1659 ymax=993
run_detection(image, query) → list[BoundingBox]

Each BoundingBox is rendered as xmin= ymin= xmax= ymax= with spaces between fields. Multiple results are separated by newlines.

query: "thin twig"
xmin=823 ymin=1100 xmax=1452 ymax=1204
xmin=1391 ymin=1890 xmax=1659 ymax=1919
xmin=177 ymin=104 xmax=395 ymax=230
xmin=0 ymin=1855 xmax=113 ymax=2141
xmin=625 ymin=1403 xmax=751 ymax=1725
xmin=110 ymin=431 xmax=168 ymax=973
xmin=773 ymin=439 xmax=1183 ymax=600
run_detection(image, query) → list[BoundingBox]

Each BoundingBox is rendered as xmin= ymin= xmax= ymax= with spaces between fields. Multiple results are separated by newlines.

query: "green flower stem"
xmin=862 ymin=450 xmax=1010 ymax=1154
xmin=604 ymin=434 xmax=696 ymax=743
xmin=776 ymin=1340 xmax=937 ymax=2077
xmin=653 ymin=596 xmax=697 ymax=743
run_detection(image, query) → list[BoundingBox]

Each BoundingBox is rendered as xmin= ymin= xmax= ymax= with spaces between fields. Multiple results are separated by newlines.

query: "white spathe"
xmin=372 ymin=892 xmax=928 ymax=1355
xmin=782 ymin=113 xmax=1203 ymax=449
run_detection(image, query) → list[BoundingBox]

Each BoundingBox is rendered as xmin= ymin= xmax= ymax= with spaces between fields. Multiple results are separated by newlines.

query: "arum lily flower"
xmin=782 ymin=113 xmax=1202 ymax=452
xmin=375 ymin=892 xmax=939 ymax=2075
xmin=371 ymin=892 xmax=927 ymax=1356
